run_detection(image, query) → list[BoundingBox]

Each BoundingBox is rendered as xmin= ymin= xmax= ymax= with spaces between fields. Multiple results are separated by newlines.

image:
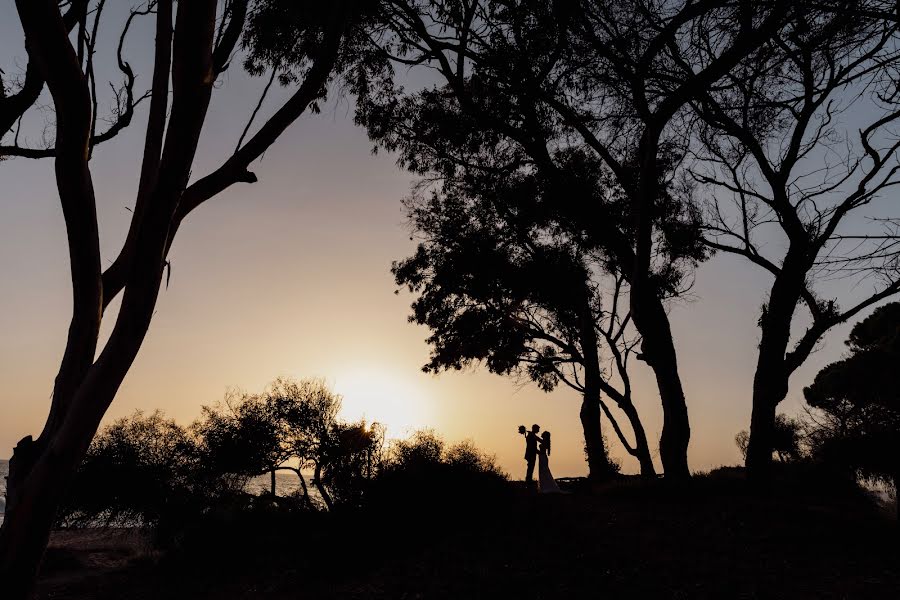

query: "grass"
xmin=36 ymin=466 xmax=899 ymax=599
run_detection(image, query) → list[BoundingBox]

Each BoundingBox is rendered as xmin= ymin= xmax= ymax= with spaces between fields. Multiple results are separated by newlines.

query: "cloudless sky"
xmin=0 ymin=4 xmax=888 ymax=478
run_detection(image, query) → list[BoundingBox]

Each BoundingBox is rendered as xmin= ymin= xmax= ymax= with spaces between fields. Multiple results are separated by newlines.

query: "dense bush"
xmin=367 ymin=430 xmax=509 ymax=520
xmin=58 ymin=411 xmax=203 ymax=529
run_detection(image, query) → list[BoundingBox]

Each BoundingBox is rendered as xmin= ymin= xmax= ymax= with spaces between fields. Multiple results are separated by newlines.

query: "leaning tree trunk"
xmin=0 ymin=2 xmax=216 ymax=596
xmin=312 ymin=463 xmax=334 ymax=511
xmin=618 ymin=401 xmax=656 ymax=477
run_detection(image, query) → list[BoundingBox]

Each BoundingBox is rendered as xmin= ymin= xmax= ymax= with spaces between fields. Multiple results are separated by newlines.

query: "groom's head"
xmin=531 ymin=424 xmax=540 ymax=433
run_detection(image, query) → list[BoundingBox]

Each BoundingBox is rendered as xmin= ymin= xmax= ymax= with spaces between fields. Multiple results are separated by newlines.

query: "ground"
xmin=36 ymin=468 xmax=900 ymax=599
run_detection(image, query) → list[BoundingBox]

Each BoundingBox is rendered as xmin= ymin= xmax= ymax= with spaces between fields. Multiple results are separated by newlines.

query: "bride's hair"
xmin=541 ymin=431 xmax=551 ymax=455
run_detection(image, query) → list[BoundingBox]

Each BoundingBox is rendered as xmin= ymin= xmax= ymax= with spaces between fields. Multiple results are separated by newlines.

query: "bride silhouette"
xmin=537 ymin=431 xmax=562 ymax=493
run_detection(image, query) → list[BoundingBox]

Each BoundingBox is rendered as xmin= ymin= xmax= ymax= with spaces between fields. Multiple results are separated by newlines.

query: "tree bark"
xmin=0 ymin=3 xmax=217 ymax=597
xmin=313 ymin=463 xmax=334 ymax=511
xmin=632 ymin=291 xmax=691 ymax=479
xmin=745 ymin=256 xmax=806 ymax=482
xmin=270 ymin=468 xmax=277 ymax=496
xmin=618 ymin=401 xmax=656 ymax=477
xmin=894 ymin=473 xmax=899 ymax=522
xmin=580 ymin=390 xmax=614 ymax=481
xmin=629 ymin=128 xmax=691 ymax=480
xmin=578 ymin=285 xmax=615 ymax=481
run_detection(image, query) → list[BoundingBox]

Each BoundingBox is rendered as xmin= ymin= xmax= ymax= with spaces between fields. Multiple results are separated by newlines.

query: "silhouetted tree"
xmin=319 ymin=419 xmax=385 ymax=507
xmin=196 ymin=378 xmax=385 ymax=510
xmin=0 ymin=1 xmax=382 ymax=594
xmin=391 ymin=153 xmax=657 ymax=478
xmin=362 ymin=0 xmax=793 ymax=479
xmin=193 ymin=389 xmax=292 ymax=498
xmin=691 ymin=0 xmax=900 ymax=481
xmin=804 ymin=302 xmax=900 ymax=517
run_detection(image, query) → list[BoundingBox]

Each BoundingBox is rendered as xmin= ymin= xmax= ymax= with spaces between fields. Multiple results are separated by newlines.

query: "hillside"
xmin=35 ymin=468 xmax=900 ymax=599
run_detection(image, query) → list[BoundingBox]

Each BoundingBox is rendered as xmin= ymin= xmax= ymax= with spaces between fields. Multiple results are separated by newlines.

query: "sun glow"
xmin=332 ymin=367 xmax=435 ymax=438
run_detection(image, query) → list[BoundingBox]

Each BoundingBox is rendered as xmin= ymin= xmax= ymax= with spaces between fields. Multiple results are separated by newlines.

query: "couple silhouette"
xmin=519 ymin=424 xmax=561 ymax=493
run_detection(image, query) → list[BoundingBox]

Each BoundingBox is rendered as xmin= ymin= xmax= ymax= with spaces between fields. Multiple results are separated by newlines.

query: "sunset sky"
xmin=0 ymin=5 xmax=883 ymax=478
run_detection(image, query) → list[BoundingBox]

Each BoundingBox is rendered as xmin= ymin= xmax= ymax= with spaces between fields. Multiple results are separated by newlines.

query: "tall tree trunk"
xmin=270 ymin=468 xmax=277 ymax=496
xmin=631 ymin=129 xmax=691 ymax=480
xmin=578 ymin=285 xmax=615 ymax=481
xmin=632 ymin=293 xmax=691 ymax=479
xmin=0 ymin=3 xmax=216 ymax=596
xmin=745 ymin=383 xmax=780 ymax=481
xmin=745 ymin=259 xmax=805 ymax=482
xmin=580 ymin=390 xmax=614 ymax=481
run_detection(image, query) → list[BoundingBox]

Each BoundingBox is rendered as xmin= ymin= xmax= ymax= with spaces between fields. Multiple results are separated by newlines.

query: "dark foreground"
xmin=36 ymin=468 xmax=899 ymax=599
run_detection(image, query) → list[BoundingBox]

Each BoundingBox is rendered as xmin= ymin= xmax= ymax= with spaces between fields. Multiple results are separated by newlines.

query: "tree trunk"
xmin=0 ymin=3 xmax=217 ymax=596
xmin=270 ymin=468 xmax=277 ymax=496
xmin=631 ymin=292 xmax=691 ymax=479
xmin=578 ymin=285 xmax=615 ymax=481
xmin=630 ymin=129 xmax=691 ymax=480
xmin=745 ymin=390 xmax=779 ymax=481
xmin=580 ymin=391 xmax=614 ymax=481
xmin=296 ymin=469 xmax=312 ymax=509
xmin=0 ymin=438 xmax=68 ymax=600
xmin=313 ymin=463 xmax=333 ymax=511
xmin=894 ymin=473 xmax=899 ymax=521
xmin=745 ymin=261 xmax=804 ymax=482
xmin=618 ymin=401 xmax=656 ymax=477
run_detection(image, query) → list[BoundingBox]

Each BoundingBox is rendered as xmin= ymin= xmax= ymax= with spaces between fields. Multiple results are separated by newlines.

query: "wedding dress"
xmin=537 ymin=445 xmax=562 ymax=493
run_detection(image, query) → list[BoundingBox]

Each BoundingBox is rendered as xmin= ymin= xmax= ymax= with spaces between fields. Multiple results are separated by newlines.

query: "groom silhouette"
xmin=524 ymin=424 xmax=540 ymax=484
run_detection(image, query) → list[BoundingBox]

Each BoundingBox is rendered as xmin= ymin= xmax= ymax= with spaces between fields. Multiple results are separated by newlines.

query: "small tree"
xmin=804 ymin=302 xmax=900 ymax=517
xmin=193 ymin=389 xmax=290 ymax=497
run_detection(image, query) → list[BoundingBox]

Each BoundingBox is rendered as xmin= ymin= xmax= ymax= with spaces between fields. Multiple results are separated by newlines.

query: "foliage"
xmin=735 ymin=414 xmax=804 ymax=463
xmin=59 ymin=378 xmax=390 ymax=533
xmin=242 ymin=0 xmax=390 ymax=100
xmin=803 ymin=303 xmax=900 ymax=489
xmin=58 ymin=411 xmax=200 ymax=528
xmin=371 ymin=429 xmax=509 ymax=515
xmin=587 ymin=432 xmax=622 ymax=476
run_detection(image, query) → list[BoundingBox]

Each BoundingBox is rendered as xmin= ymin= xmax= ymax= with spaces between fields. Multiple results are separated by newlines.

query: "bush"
xmin=58 ymin=411 xmax=201 ymax=529
xmin=368 ymin=430 xmax=509 ymax=521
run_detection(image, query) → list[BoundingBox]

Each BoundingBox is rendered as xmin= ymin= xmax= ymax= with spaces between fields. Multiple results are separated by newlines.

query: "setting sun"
xmin=332 ymin=367 xmax=435 ymax=438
